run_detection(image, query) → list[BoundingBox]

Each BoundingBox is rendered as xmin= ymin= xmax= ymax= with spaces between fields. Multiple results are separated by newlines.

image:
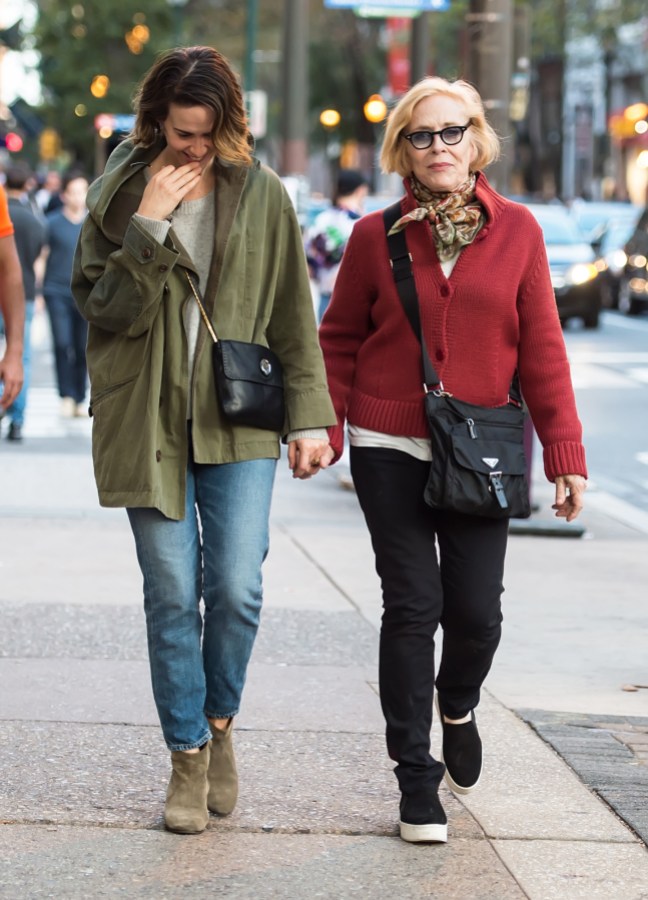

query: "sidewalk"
xmin=1 ymin=338 xmax=647 ymax=897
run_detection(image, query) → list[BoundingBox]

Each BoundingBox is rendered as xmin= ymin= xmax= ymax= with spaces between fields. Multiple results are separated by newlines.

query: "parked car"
xmin=362 ymin=193 xmax=403 ymax=215
xmin=617 ymin=206 xmax=648 ymax=316
xmin=525 ymin=203 xmax=602 ymax=329
xmin=594 ymin=216 xmax=641 ymax=308
xmin=569 ymin=199 xmax=640 ymax=245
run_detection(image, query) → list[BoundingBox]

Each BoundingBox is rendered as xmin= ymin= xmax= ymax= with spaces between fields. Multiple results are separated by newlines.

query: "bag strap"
xmin=383 ymin=202 xmax=441 ymax=390
xmin=185 ymin=270 xmax=219 ymax=344
xmin=382 ymin=201 xmax=523 ymax=404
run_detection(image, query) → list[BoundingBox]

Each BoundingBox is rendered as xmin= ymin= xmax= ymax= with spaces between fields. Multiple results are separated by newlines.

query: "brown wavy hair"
xmin=131 ymin=46 xmax=253 ymax=167
xmin=380 ymin=77 xmax=501 ymax=177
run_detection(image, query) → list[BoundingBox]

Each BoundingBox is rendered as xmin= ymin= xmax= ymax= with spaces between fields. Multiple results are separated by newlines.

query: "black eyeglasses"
xmin=402 ymin=123 xmax=471 ymax=150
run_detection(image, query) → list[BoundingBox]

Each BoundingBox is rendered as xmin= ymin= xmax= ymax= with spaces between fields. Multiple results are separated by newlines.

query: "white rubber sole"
xmin=443 ymin=767 xmax=481 ymax=796
xmin=399 ymin=820 xmax=448 ymax=843
xmin=435 ymin=695 xmax=482 ymax=795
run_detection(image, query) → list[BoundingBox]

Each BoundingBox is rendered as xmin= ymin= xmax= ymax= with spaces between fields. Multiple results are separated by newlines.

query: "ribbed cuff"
xmin=327 ymin=424 xmax=345 ymax=463
xmin=285 ymin=427 xmax=329 ymax=444
xmin=133 ymin=214 xmax=171 ymax=244
xmin=543 ymin=441 xmax=588 ymax=482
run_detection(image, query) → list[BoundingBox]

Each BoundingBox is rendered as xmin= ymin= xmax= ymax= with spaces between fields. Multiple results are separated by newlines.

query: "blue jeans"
xmin=127 ymin=456 xmax=277 ymax=751
xmin=44 ymin=289 xmax=88 ymax=403
xmin=6 ymin=300 xmax=35 ymax=426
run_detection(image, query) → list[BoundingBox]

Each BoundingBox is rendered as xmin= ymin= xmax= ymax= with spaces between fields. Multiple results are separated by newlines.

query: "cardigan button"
xmin=435 ymin=350 xmax=445 ymax=361
xmin=440 ymin=285 xmax=450 ymax=297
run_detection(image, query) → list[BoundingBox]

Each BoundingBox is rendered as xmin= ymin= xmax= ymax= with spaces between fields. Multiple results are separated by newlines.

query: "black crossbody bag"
xmin=186 ymin=271 xmax=285 ymax=433
xmin=383 ymin=202 xmax=531 ymax=520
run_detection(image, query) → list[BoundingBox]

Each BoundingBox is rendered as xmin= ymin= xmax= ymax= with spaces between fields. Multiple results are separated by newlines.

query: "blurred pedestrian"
xmin=0 ymin=184 xmax=25 ymax=415
xmin=43 ymin=171 xmax=89 ymax=418
xmin=72 ymin=46 xmax=335 ymax=835
xmin=318 ymin=77 xmax=587 ymax=844
xmin=33 ymin=169 xmax=63 ymax=215
xmin=305 ymin=169 xmax=369 ymax=321
xmin=2 ymin=164 xmax=47 ymax=441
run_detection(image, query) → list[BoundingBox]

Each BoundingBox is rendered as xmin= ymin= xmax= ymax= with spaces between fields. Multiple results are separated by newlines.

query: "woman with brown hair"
xmin=72 ymin=46 xmax=335 ymax=834
xmin=318 ymin=77 xmax=587 ymax=843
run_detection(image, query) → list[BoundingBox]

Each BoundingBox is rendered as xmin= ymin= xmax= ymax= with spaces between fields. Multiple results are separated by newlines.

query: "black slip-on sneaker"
xmin=437 ymin=701 xmax=482 ymax=795
xmin=399 ymin=790 xmax=448 ymax=843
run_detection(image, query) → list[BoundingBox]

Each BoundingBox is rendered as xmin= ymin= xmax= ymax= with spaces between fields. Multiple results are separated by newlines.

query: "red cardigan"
xmin=318 ymin=174 xmax=588 ymax=482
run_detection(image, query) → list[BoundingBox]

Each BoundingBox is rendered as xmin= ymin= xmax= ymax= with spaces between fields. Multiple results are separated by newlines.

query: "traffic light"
xmin=5 ymin=132 xmax=23 ymax=152
xmin=39 ymin=128 xmax=61 ymax=161
xmin=363 ymin=95 xmax=387 ymax=124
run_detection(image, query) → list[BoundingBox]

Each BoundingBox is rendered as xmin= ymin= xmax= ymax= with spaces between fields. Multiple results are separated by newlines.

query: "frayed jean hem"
xmin=167 ymin=731 xmax=212 ymax=753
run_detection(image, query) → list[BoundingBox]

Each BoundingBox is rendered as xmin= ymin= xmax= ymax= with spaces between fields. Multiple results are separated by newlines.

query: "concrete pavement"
xmin=1 ymin=324 xmax=647 ymax=898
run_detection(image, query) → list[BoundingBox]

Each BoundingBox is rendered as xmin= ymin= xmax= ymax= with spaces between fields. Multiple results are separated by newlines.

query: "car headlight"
xmin=628 ymin=254 xmax=648 ymax=269
xmin=566 ymin=263 xmax=599 ymax=286
xmin=607 ymin=249 xmax=627 ymax=274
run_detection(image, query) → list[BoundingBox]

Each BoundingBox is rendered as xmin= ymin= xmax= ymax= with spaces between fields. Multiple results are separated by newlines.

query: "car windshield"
xmin=527 ymin=208 xmax=583 ymax=245
xmin=599 ymin=222 xmax=636 ymax=254
xmin=571 ymin=202 xmax=639 ymax=238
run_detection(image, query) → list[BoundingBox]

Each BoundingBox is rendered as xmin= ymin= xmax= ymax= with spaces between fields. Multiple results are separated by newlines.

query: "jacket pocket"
xmin=87 ymin=328 xmax=151 ymax=392
xmin=89 ymin=374 xmax=138 ymax=416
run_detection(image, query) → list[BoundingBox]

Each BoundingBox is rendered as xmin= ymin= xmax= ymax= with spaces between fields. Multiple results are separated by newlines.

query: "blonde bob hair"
xmin=380 ymin=77 xmax=500 ymax=178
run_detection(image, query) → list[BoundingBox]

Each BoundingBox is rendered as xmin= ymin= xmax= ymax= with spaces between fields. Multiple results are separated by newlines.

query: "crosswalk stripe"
xmin=16 ymin=387 xmax=92 ymax=440
xmin=569 ymin=363 xmax=643 ymax=389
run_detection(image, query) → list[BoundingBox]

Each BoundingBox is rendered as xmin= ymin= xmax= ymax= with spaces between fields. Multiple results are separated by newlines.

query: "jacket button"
xmin=158 ymin=264 xmax=168 ymax=272
xmin=155 ymin=450 xmax=162 ymax=462
xmin=142 ymin=247 xmax=152 ymax=259
xmin=435 ymin=350 xmax=445 ymax=361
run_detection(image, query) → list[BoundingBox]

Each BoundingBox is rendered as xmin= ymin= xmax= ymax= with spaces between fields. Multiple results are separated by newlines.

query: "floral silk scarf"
xmin=387 ymin=173 xmax=485 ymax=262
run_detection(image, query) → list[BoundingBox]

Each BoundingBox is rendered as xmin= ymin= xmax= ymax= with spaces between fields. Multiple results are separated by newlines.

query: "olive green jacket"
xmin=72 ymin=139 xmax=335 ymax=520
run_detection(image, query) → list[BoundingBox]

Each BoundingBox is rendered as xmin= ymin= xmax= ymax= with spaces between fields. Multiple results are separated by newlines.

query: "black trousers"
xmin=351 ymin=446 xmax=509 ymax=796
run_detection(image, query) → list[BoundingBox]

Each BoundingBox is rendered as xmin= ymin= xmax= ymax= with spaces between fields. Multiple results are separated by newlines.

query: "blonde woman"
xmin=318 ymin=78 xmax=587 ymax=843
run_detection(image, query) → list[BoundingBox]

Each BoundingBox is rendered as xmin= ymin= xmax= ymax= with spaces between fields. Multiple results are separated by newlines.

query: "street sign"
xmin=324 ymin=0 xmax=449 ymax=9
xmin=355 ymin=7 xmax=424 ymax=16
xmin=245 ymin=90 xmax=267 ymax=139
xmin=93 ymin=114 xmax=135 ymax=133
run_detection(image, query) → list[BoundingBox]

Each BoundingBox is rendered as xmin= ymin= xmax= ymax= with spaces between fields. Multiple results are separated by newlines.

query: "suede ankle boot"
xmin=165 ymin=743 xmax=210 ymax=834
xmin=207 ymin=719 xmax=238 ymax=816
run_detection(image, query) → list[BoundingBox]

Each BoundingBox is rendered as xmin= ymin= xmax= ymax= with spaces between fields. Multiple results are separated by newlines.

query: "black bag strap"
xmin=383 ymin=201 xmax=440 ymax=389
xmin=382 ymin=201 xmax=522 ymax=404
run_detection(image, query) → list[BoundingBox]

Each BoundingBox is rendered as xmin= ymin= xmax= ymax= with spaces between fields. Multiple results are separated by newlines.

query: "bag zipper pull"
xmin=489 ymin=472 xmax=508 ymax=509
xmin=466 ymin=417 xmax=477 ymax=438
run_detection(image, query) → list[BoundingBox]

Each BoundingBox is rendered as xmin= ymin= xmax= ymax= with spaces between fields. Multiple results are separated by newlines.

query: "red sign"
xmin=387 ymin=17 xmax=412 ymax=96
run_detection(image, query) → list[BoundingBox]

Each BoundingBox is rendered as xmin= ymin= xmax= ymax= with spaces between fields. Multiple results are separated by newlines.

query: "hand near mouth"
xmin=137 ymin=162 xmax=203 ymax=220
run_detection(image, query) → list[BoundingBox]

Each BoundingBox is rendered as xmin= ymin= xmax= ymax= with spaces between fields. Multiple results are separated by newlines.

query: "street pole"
xmin=244 ymin=0 xmax=259 ymax=94
xmin=410 ymin=13 xmax=429 ymax=85
xmin=280 ymin=0 xmax=308 ymax=176
xmin=166 ymin=0 xmax=187 ymax=47
xmin=466 ymin=0 xmax=513 ymax=193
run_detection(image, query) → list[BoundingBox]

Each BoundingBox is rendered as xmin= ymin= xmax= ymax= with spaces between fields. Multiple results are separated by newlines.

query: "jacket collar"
xmin=86 ymin=138 xmax=258 ymax=246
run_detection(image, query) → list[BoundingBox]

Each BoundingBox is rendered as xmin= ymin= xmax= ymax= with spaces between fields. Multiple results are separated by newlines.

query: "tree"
xmin=32 ymin=0 xmax=175 ymax=170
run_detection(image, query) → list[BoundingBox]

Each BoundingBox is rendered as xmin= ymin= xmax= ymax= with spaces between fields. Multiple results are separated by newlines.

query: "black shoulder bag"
xmin=186 ymin=271 xmax=285 ymax=432
xmin=383 ymin=202 xmax=531 ymax=520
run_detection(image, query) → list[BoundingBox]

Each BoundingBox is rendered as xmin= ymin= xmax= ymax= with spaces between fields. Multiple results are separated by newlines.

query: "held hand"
xmin=0 ymin=351 xmax=24 ymax=411
xmin=136 ymin=163 xmax=202 ymax=220
xmin=288 ymin=439 xmax=335 ymax=480
xmin=552 ymin=474 xmax=587 ymax=522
